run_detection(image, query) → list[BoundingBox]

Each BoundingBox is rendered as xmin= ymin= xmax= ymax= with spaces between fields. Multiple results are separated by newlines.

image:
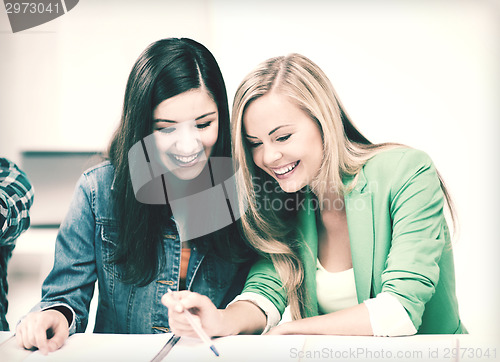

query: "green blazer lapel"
xmin=344 ymin=170 xmax=375 ymax=303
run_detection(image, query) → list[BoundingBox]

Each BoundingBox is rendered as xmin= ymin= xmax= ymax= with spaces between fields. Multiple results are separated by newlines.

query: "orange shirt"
xmin=179 ymin=248 xmax=191 ymax=290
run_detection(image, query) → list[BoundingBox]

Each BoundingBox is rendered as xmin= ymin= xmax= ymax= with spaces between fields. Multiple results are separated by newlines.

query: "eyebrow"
xmin=154 ymin=111 xmax=217 ymax=123
xmin=245 ymin=125 xmax=291 ymax=139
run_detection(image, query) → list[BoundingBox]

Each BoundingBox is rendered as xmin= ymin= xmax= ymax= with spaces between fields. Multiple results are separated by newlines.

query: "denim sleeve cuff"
xmin=35 ymin=303 xmax=77 ymax=336
xmin=228 ymin=292 xmax=281 ymax=334
xmin=364 ymin=292 xmax=417 ymax=337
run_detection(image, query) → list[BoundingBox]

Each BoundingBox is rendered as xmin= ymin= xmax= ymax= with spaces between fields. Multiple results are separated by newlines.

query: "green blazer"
xmin=242 ymin=148 xmax=466 ymax=334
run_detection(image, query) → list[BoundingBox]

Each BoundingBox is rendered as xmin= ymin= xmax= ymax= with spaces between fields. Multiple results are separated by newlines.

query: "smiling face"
xmin=153 ymin=88 xmax=219 ymax=180
xmin=243 ymin=92 xmax=324 ymax=193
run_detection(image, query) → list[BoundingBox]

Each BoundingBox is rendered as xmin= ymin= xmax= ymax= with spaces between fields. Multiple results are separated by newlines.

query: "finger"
xmin=179 ymin=293 xmax=211 ymax=312
xmin=190 ymin=314 xmax=202 ymax=327
xmin=161 ymin=291 xmax=180 ymax=305
xmin=169 ymin=323 xmax=201 ymax=338
xmin=47 ymin=321 xmax=69 ymax=352
xmin=175 ymin=290 xmax=196 ymax=298
xmin=162 ymin=296 xmax=185 ymax=313
xmin=175 ymin=292 xmax=201 ymax=308
xmin=16 ymin=322 xmax=28 ymax=349
xmin=161 ymin=293 xmax=173 ymax=306
xmin=167 ymin=310 xmax=192 ymax=328
xmin=165 ymin=290 xmax=192 ymax=301
xmin=167 ymin=318 xmax=191 ymax=330
xmin=162 ymin=293 xmax=186 ymax=312
xmin=26 ymin=325 xmax=38 ymax=351
xmin=33 ymin=322 xmax=50 ymax=355
xmin=17 ymin=314 xmax=39 ymax=350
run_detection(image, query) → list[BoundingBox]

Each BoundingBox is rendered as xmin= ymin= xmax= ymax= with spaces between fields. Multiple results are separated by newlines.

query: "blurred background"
xmin=1 ymin=0 xmax=499 ymax=337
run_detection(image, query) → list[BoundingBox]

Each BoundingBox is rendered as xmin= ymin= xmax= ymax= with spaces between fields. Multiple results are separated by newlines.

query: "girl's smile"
xmin=271 ymin=160 xmax=300 ymax=179
xmin=169 ymin=150 xmax=205 ymax=167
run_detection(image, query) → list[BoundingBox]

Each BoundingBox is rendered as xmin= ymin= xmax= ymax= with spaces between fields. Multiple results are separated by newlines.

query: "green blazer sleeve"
xmin=377 ymin=149 xmax=448 ymax=329
xmin=354 ymin=148 xmax=463 ymax=333
xmin=241 ymin=257 xmax=288 ymax=316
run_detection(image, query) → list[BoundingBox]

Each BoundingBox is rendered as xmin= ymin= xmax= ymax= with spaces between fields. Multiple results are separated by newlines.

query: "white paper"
xmin=24 ymin=333 xmax=172 ymax=362
xmin=165 ymin=335 xmax=308 ymax=361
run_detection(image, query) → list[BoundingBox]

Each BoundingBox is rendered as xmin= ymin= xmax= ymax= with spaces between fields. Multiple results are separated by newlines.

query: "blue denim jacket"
xmin=30 ymin=161 xmax=251 ymax=334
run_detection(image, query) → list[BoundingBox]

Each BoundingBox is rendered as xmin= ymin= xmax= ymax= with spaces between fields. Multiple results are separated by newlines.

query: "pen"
xmin=167 ymin=288 xmax=219 ymax=357
xmin=150 ymin=335 xmax=180 ymax=362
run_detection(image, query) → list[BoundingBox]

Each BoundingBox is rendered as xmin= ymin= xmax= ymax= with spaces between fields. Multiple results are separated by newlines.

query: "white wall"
xmin=1 ymin=0 xmax=499 ymax=337
xmin=0 ymin=0 xmax=214 ymax=161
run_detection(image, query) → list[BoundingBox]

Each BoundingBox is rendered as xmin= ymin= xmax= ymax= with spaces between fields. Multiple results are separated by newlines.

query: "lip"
xmin=168 ymin=150 xmax=204 ymax=167
xmin=271 ymin=161 xmax=300 ymax=180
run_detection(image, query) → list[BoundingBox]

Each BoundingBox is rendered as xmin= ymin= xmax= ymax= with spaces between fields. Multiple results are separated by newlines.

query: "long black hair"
xmin=108 ymin=38 xmax=245 ymax=285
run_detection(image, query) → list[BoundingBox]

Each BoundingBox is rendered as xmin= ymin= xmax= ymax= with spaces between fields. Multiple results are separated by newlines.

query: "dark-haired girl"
xmin=16 ymin=38 xmax=253 ymax=354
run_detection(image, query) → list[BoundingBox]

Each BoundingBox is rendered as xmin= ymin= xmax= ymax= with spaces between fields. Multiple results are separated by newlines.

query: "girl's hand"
xmin=265 ymin=322 xmax=294 ymax=335
xmin=162 ymin=290 xmax=225 ymax=337
xmin=16 ymin=309 xmax=69 ymax=355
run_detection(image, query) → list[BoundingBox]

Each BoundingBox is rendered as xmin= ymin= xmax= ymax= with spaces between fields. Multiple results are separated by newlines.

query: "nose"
xmin=175 ymin=124 xmax=201 ymax=155
xmin=262 ymin=143 xmax=283 ymax=166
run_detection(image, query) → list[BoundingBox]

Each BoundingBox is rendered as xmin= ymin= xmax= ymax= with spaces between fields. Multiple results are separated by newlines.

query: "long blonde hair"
xmin=232 ymin=53 xmax=457 ymax=320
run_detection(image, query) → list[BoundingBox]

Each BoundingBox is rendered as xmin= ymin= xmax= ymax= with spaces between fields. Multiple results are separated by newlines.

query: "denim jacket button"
xmin=157 ymin=280 xmax=175 ymax=285
xmin=152 ymin=326 xmax=170 ymax=333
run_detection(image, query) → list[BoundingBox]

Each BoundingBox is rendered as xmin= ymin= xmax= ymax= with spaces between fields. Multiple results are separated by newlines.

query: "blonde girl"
xmin=163 ymin=53 xmax=466 ymax=336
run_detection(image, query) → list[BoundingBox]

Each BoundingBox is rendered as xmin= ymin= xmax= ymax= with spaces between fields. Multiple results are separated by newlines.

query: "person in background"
xmin=163 ymin=53 xmax=466 ymax=337
xmin=16 ymin=38 xmax=254 ymax=354
xmin=0 ymin=158 xmax=34 ymax=331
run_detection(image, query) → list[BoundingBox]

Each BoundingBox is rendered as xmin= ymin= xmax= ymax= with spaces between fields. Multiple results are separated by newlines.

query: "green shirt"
xmin=242 ymin=148 xmax=466 ymax=334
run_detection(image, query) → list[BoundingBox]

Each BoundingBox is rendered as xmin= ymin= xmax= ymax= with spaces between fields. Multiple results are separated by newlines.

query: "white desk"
xmin=0 ymin=332 xmax=497 ymax=362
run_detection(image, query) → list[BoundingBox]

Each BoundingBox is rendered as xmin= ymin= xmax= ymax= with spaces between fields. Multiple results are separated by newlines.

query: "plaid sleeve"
xmin=0 ymin=158 xmax=34 ymax=244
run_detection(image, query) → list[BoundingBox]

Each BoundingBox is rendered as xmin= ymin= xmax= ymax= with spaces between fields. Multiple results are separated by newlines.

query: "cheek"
xmin=154 ymin=133 xmax=173 ymax=152
xmin=250 ymin=148 xmax=263 ymax=168
xmin=201 ymin=125 xmax=219 ymax=150
xmin=307 ymin=143 xmax=324 ymax=176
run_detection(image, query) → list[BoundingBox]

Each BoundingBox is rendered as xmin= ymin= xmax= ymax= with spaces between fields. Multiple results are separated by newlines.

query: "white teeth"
xmin=173 ymin=153 xmax=198 ymax=163
xmin=274 ymin=162 xmax=297 ymax=175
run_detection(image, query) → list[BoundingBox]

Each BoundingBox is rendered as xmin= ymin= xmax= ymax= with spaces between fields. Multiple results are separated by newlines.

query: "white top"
xmin=316 ymin=260 xmax=358 ymax=314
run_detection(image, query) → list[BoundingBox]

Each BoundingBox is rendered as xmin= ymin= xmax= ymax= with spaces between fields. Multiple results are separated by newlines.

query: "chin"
xmin=278 ymin=180 xmax=305 ymax=194
xmin=170 ymin=163 xmax=205 ymax=180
